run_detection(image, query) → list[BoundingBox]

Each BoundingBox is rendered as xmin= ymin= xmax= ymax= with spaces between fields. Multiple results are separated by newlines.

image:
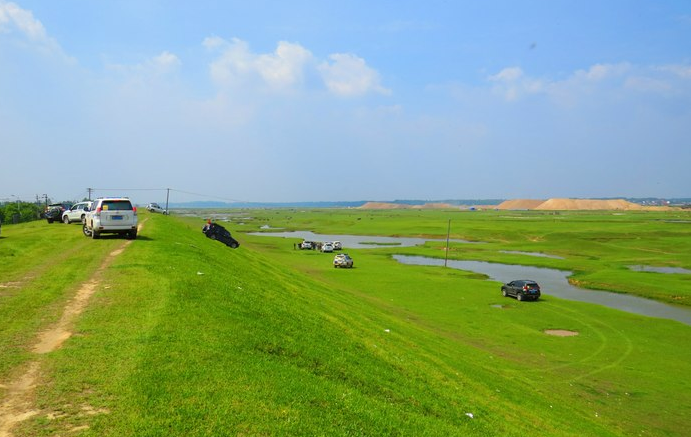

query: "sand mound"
xmin=497 ymin=199 xmax=545 ymax=210
xmin=535 ymin=198 xmax=643 ymax=211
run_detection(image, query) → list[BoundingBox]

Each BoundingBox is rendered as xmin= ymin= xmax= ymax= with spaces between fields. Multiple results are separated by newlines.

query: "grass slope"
xmin=1 ymin=211 xmax=690 ymax=436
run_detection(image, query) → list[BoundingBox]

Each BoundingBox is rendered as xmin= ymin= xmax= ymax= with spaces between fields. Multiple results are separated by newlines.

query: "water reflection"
xmin=627 ymin=265 xmax=691 ymax=274
xmin=500 ymin=250 xmax=564 ymax=259
xmin=248 ymin=231 xmax=474 ymax=249
xmin=393 ymin=255 xmax=691 ymax=326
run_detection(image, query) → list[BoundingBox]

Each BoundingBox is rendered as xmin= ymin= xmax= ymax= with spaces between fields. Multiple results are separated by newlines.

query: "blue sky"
xmin=1 ymin=1 xmax=690 ymax=204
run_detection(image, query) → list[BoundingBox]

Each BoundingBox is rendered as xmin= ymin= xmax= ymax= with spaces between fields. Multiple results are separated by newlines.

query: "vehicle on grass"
xmin=146 ymin=203 xmax=169 ymax=214
xmin=62 ymin=201 xmax=92 ymax=224
xmin=83 ymin=197 xmax=138 ymax=239
xmin=300 ymin=241 xmax=313 ymax=250
xmin=332 ymin=241 xmax=342 ymax=250
xmin=333 ymin=253 xmax=354 ymax=268
xmin=501 ymin=280 xmax=541 ymax=301
xmin=321 ymin=242 xmax=334 ymax=253
xmin=202 ymin=221 xmax=240 ymax=248
xmin=44 ymin=203 xmax=73 ymax=223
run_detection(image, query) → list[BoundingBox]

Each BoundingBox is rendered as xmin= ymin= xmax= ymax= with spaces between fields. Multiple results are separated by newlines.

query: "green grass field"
xmin=1 ymin=209 xmax=690 ymax=436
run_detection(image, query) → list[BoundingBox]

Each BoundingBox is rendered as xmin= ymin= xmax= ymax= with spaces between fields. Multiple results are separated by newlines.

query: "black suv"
xmin=44 ymin=203 xmax=73 ymax=223
xmin=202 ymin=222 xmax=240 ymax=248
xmin=501 ymin=280 xmax=541 ymax=301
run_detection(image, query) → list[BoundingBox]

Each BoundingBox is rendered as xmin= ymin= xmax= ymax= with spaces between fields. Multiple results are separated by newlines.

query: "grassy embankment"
xmin=0 ymin=209 xmax=689 ymax=436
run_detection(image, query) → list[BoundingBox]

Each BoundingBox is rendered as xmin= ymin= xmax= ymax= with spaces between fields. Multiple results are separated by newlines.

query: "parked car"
xmin=202 ymin=221 xmax=240 ymax=248
xmin=300 ymin=241 xmax=313 ymax=250
xmin=44 ymin=202 xmax=73 ymax=223
xmin=62 ymin=201 xmax=92 ymax=224
xmin=146 ymin=203 xmax=169 ymax=214
xmin=321 ymin=242 xmax=334 ymax=253
xmin=83 ymin=197 xmax=138 ymax=239
xmin=333 ymin=253 xmax=354 ymax=268
xmin=501 ymin=280 xmax=541 ymax=301
xmin=332 ymin=241 xmax=342 ymax=250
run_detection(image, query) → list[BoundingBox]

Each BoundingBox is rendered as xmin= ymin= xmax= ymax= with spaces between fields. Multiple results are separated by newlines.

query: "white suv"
xmin=83 ymin=197 xmax=138 ymax=239
xmin=62 ymin=201 xmax=93 ymax=224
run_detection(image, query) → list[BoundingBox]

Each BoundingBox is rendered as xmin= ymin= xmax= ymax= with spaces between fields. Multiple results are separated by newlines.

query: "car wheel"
xmin=516 ymin=293 xmax=524 ymax=301
xmin=229 ymin=241 xmax=239 ymax=248
xmin=82 ymin=225 xmax=92 ymax=237
xmin=63 ymin=216 xmax=70 ymax=224
xmin=80 ymin=214 xmax=86 ymax=224
xmin=502 ymin=288 xmax=508 ymax=297
xmin=127 ymin=230 xmax=137 ymax=240
xmin=91 ymin=230 xmax=99 ymax=239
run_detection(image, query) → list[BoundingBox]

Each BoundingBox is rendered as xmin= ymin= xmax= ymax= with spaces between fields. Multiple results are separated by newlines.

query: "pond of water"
xmin=393 ymin=255 xmax=691 ymax=326
xmin=248 ymin=231 xmax=474 ymax=249
xmin=627 ymin=265 xmax=691 ymax=274
xmin=500 ymin=251 xmax=564 ymax=259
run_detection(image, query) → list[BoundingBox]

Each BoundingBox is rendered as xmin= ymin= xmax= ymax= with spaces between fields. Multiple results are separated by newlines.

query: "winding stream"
xmin=248 ymin=230 xmax=474 ymax=249
xmin=393 ymin=255 xmax=691 ymax=326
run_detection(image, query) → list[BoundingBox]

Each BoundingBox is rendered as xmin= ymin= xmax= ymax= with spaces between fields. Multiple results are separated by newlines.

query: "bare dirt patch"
xmin=544 ymin=329 xmax=579 ymax=337
xmin=0 ymin=222 xmax=144 ymax=437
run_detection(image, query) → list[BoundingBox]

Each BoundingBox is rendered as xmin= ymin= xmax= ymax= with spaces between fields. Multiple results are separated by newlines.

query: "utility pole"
xmin=87 ymin=188 xmax=93 ymax=201
xmin=165 ymin=188 xmax=170 ymax=214
xmin=444 ymin=219 xmax=451 ymax=267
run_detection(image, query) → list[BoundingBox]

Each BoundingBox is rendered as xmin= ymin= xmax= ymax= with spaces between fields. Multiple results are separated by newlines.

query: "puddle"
xmin=627 ymin=265 xmax=691 ymax=274
xmin=500 ymin=251 xmax=564 ymax=259
xmin=248 ymin=231 xmax=476 ymax=249
xmin=393 ymin=255 xmax=691 ymax=326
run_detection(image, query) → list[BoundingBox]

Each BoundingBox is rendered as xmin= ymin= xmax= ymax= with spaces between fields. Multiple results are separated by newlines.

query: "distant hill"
xmin=165 ymin=197 xmax=689 ymax=209
xmin=169 ymin=199 xmax=506 ymax=209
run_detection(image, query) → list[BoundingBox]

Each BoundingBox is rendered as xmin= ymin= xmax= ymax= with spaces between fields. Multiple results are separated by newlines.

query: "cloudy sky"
xmin=1 ymin=1 xmax=690 ymax=204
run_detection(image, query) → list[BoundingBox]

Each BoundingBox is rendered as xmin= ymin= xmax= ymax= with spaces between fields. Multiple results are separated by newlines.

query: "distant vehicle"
xmin=202 ymin=221 xmax=240 ymax=248
xmin=146 ymin=203 xmax=169 ymax=214
xmin=44 ymin=203 xmax=73 ymax=223
xmin=321 ymin=242 xmax=334 ymax=253
xmin=333 ymin=253 xmax=354 ymax=268
xmin=332 ymin=241 xmax=342 ymax=250
xmin=62 ymin=201 xmax=92 ymax=224
xmin=300 ymin=241 xmax=313 ymax=250
xmin=501 ymin=280 xmax=541 ymax=301
xmin=83 ymin=197 xmax=138 ymax=239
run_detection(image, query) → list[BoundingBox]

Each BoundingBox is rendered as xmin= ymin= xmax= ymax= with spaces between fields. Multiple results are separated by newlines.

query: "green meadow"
xmin=1 ymin=208 xmax=690 ymax=436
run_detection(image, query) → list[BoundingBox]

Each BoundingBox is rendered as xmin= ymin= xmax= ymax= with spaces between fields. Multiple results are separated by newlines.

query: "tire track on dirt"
xmin=0 ymin=223 xmax=143 ymax=437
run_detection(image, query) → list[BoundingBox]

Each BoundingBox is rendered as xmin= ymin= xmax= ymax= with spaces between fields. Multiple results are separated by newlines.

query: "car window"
xmin=102 ymin=200 xmax=133 ymax=211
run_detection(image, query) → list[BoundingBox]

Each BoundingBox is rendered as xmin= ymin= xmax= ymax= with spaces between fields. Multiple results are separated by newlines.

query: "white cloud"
xmin=206 ymin=37 xmax=313 ymax=91
xmin=205 ymin=38 xmax=390 ymax=98
xmin=657 ymin=64 xmax=691 ymax=79
xmin=573 ymin=63 xmax=631 ymax=81
xmin=318 ymin=53 xmax=391 ymax=97
xmin=0 ymin=1 xmax=67 ymax=59
xmin=489 ymin=67 xmax=523 ymax=83
xmin=488 ymin=66 xmax=544 ymax=101
xmin=0 ymin=1 xmax=46 ymax=39
xmin=484 ymin=62 xmax=691 ymax=104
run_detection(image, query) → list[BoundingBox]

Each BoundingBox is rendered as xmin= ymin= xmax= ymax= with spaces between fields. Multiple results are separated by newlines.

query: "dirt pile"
xmin=496 ymin=199 xmax=545 ymax=210
xmin=534 ymin=198 xmax=644 ymax=210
